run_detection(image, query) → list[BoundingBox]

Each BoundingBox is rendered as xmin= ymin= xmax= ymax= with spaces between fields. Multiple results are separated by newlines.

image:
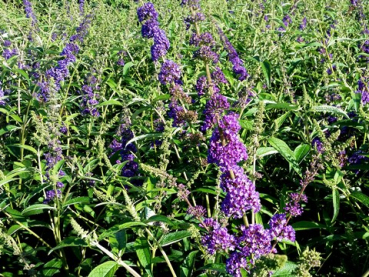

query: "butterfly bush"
xmin=137 ymin=2 xmax=169 ymax=61
xmin=2 ymin=0 xmax=369 ymax=275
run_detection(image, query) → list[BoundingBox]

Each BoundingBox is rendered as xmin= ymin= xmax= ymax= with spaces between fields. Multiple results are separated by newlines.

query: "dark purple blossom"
xmin=300 ymin=17 xmax=307 ymax=30
xmin=356 ymin=78 xmax=369 ymax=105
xmin=60 ymin=125 xmax=68 ymax=134
xmin=211 ymin=67 xmax=228 ymax=84
xmin=3 ymin=40 xmax=11 ymax=47
xmin=220 ymin=166 xmax=260 ymax=218
xmin=283 ymin=15 xmax=292 ymax=27
xmin=201 ymin=218 xmax=236 ymax=255
xmin=201 ymin=93 xmax=230 ymax=131
xmin=117 ymin=59 xmax=125 ymax=66
xmin=110 ymin=125 xmax=140 ymax=180
xmin=238 ymin=224 xmax=273 ymax=260
xmin=193 ymin=46 xmax=219 ymax=64
xmin=141 ymin=19 xmax=159 ymax=38
xmin=0 ymin=88 xmax=6 ymax=106
xmin=70 ymin=14 xmax=92 ymax=43
xmin=44 ymin=189 xmax=62 ymax=203
xmin=312 ymin=137 xmax=324 ymax=153
xmin=137 ymin=2 xmax=158 ymax=22
xmin=168 ymin=100 xmax=185 ymax=126
xmin=158 ymin=60 xmax=181 ymax=85
xmin=226 ymin=252 xmax=249 ymax=277
xmin=218 ymin=28 xmax=249 ymax=80
xmin=208 ymin=115 xmax=248 ymax=170
xmin=284 ymin=192 xmax=308 ymax=217
xmin=268 ymin=214 xmax=295 ymax=242
xmin=44 ymin=140 xmax=63 ymax=170
xmin=184 ymin=13 xmax=205 ymax=29
xmin=79 ymin=0 xmax=85 ymax=15
xmin=348 ymin=151 xmax=368 ymax=171
xmin=80 ymin=77 xmax=100 ymax=117
xmin=23 ymin=0 xmax=37 ymax=25
xmin=195 ymin=76 xmax=219 ymax=97
xmin=187 ymin=205 xmax=206 ymax=218
xmin=2 ymin=48 xmax=18 ymax=60
xmin=189 ymin=32 xmax=215 ymax=47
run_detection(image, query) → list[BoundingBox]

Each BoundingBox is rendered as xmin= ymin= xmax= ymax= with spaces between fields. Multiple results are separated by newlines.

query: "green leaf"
xmin=62 ymin=197 xmax=90 ymax=208
xmin=0 ymin=125 xmax=19 ymax=136
xmin=42 ymin=258 xmax=63 ymax=276
xmin=22 ymin=204 xmax=56 ymax=216
xmin=7 ymin=144 xmax=37 ymax=155
xmin=273 ymin=261 xmax=298 ymax=276
xmin=266 ymin=103 xmax=299 ymax=111
xmin=192 ymin=186 xmax=225 ymax=197
xmin=123 ymin=62 xmax=135 ymax=76
xmin=97 ymin=99 xmax=123 ymax=107
xmin=294 ymin=144 xmax=310 ymax=164
xmin=261 ymin=60 xmax=271 ymax=87
xmin=7 ymin=224 xmax=21 ymax=235
xmin=134 ymin=237 xmax=153 ymax=276
xmin=119 ymin=221 xmax=147 ymax=229
xmin=332 ymin=188 xmax=340 ymax=223
xmin=48 ymin=237 xmax=88 ymax=255
xmin=292 ymin=221 xmax=325 ymax=231
xmin=147 ymin=215 xmax=175 ymax=227
xmin=197 ymin=263 xmax=227 ymax=274
xmin=153 ymin=94 xmax=170 ymax=102
xmin=350 ymin=191 xmax=369 ymax=208
xmin=125 ymin=133 xmax=162 ymax=146
xmin=239 ymin=119 xmax=253 ymax=130
xmin=115 ymin=230 xmax=126 ymax=252
xmin=98 ymin=222 xmax=147 ymax=240
xmin=268 ymin=137 xmax=302 ymax=177
xmin=160 ymin=230 xmax=192 ymax=247
xmin=180 ymin=250 xmax=198 ymax=277
xmin=311 ymin=105 xmax=349 ymax=118
xmin=274 ymin=112 xmax=291 ymax=130
xmin=88 ymin=261 xmax=120 ymax=277
xmin=256 ymin=147 xmax=278 ymax=158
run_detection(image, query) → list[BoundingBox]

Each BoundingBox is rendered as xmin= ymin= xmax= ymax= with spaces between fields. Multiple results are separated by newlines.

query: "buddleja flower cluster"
xmin=218 ymin=28 xmax=249 ymax=81
xmin=137 ymin=2 xmax=169 ymax=61
xmin=179 ymin=2 xmax=297 ymax=276
xmin=109 ymin=123 xmax=140 ymax=181
xmin=138 ymin=3 xmax=196 ymax=127
xmin=80 ymin=74 xmax=100 ymax=117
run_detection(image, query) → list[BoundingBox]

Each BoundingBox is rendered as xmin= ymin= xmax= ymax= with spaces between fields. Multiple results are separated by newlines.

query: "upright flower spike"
xmin=207 ymin=114 xmax=248 ymax=170
xmin=158 ymin=60 xmax=181 ymax=85
xmin=218 ymin=27 xmax=249 ymax=81
xmin=268 ymin=213 xmax=295 ymax=242
xmin=0 ymin=83 xmax=6 ymax=106
xmin=109 ymin=124 xmax=141 ymax=181
xmin=137 ymin=2 xmax=169 ymax=61
xmin=220 ymin=166 xmax=260 ymax=218
xmin=356 ymin=78 xmax=369 ymax=105
xmin=201 ymin=93 xmax=230 ymax=131
xmin=137 ymin=2 xmax=158 ymax=22
xmin=80 ymin=75 xmax=100 ymax=117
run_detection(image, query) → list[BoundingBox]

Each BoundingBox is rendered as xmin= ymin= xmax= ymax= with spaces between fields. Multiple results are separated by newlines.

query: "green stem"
xmin=146 ymin=228 xmax=177 ymax=277
xmin=91 ymin=242 xmax=141 ymax=277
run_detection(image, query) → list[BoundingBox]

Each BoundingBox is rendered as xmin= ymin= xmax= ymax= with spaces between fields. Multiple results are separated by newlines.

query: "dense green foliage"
xmin=0 ymin=0 xmax=368 ymax=276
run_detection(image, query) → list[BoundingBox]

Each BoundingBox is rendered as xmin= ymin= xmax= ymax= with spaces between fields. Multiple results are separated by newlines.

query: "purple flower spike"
xmin=137 ymin=2 xmax=158 ymax=22
xmin=201 ymin=93 xmax=230 ymax=131
xmin=201 ymin=218 xmax=236 ymax=255
xmin=3 ymin=40 xmax=11 ymax=47
xmin=158 ymin=60 xmax=181 ymax=85
xmin=269 ymin=214 xmax=295 ymax=242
